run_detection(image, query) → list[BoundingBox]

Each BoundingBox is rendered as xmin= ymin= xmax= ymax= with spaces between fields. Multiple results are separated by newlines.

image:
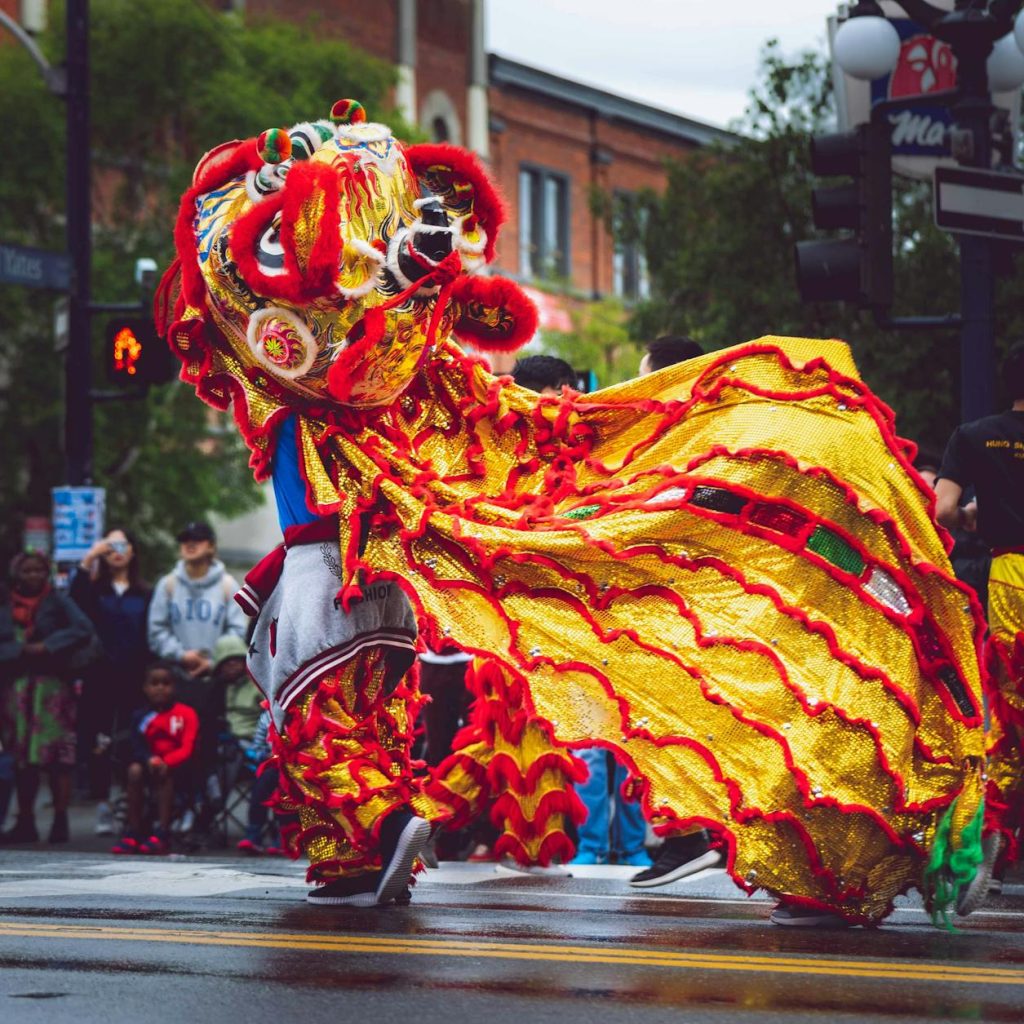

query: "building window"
xmin=612 ymin=193 xmax=650 ymax=302
xmin=431 ymin=116 xmax=451 ymax=143
xmin=518 ymin=166 xmax=569 ymax=282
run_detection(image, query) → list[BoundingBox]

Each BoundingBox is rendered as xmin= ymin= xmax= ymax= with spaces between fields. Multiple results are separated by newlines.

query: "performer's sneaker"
xmin=307 ymin=874 xmax=379 ymax=907
xmin=629 ymin=833 xmax=722 ymax=888
xmin=770 ymin=902 xmax=850 ymax=928
xmin=956 ymin=833 xmax=1003 ymax=917
xmin=236 ymin=838 xmax=264 ymax=856
xmin=376 ymin=808 xmax=431 ymax=906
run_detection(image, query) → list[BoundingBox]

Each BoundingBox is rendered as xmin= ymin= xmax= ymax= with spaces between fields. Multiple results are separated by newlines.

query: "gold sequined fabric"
xmin=426 ymin=658 xmax=586 ymax=866
xmin=982 ymin=552 xmax=1024 ymax=859
xmin=284 ymin=336 xmax=985 ymax=922
xmin=273 ymin=648 xmax=439 ymax=881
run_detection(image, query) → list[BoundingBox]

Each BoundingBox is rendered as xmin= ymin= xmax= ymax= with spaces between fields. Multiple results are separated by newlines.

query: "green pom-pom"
xmin=331 ymin=98 xmax=367 ymax=125
xmin=257 ymin=128 xmax=291 ymax=164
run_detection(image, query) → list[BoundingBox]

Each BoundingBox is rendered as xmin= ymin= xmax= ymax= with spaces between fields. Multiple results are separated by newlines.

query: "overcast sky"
xmin=487 ymin=0 xmax=835 ymax=129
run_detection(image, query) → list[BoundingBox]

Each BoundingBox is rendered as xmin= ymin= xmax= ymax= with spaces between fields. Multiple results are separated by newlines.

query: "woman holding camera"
xmin=70 ymin=528 xmax=153 ymax=835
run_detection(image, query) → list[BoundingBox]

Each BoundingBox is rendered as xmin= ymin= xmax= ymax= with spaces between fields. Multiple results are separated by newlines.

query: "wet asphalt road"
xmin=0 ymin=851 xmax=1022 ymax=1024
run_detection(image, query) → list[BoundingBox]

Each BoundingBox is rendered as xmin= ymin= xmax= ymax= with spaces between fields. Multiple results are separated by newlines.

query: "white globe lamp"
xmin=987 ymin=32 xmax=1024 ymax=93
xmin=833 ymin=14 xmax=901 ymax=82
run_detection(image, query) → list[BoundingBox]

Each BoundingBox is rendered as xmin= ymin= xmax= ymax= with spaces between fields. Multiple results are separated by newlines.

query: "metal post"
xmin=64 ymin=0 xmax=92 ymax=485
xmin=945 ymin=9 xmax=999 ymax=422
xmin=951 ymin=93 xmax=996 ymax=423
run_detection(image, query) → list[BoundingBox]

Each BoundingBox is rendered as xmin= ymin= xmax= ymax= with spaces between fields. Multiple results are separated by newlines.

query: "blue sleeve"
xmin=271 ymin=416 xmax=320 ymax=532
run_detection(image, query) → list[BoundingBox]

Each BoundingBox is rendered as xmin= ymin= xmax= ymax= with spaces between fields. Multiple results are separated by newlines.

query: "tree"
xmin=0 ymin=0 xmax=406 ymax=571
xmin=612 ymin=41 xmax=1021 ymax=454
xmin=540 ymin=297 xmax=645 ymax=388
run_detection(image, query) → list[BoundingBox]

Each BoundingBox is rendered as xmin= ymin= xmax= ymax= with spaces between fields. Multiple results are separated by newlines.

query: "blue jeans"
xmin=575 ymin=747 xmax=647 ymax=860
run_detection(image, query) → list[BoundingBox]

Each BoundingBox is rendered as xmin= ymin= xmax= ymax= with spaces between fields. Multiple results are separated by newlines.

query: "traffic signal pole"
xmin=65 ymin=0 xmax=92 ymax=485
xmin=949 ymin=37 xmax=997 ymax=423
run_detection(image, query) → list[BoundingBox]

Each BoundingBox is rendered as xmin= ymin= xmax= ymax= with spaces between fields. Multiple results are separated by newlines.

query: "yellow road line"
xmin=0 ymin=921 xmax=1020 ymax=986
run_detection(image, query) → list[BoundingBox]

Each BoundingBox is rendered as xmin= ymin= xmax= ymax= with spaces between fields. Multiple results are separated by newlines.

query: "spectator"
xmin=215 ymin=634 xmax=261 ymax=745
xmin=147 ymin=521 xmax=246 ymax=679
xmin=638 ymin=335 xmax=704 ymax=376
xmin=236 ymin=708 xmax=295 ymax=855
xmin=0 ymin=551 xmax=96 ymax=844
xmin=935 ymin=341 xmax=1024 ymax=896
xmin=111 ymin=661 xmax=199 ymax=855
xmin=511 ymin=354 xmax=577 ymax=396
xmin=70 ymin=527 xmax=152 ymax=836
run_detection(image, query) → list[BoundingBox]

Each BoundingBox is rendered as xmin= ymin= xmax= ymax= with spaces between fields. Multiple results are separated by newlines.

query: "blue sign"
xmin=51 ymin=486 xmax=106 ymax=563
xmin=0 ymin=242 xmax=71 ymax=290
xmin=870 ymin=20 xmax=957 ymax=158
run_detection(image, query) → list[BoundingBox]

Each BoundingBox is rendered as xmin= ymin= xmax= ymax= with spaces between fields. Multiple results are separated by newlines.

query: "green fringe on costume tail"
xmin=923 ymin=798 xmax=984 ymax=931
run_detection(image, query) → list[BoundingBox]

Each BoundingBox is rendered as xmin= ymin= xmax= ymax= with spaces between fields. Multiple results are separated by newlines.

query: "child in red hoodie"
xmin=111 ymin=662 xmax=198 ymax=854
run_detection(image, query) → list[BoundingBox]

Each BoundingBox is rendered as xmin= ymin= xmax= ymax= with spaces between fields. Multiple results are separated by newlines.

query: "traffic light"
xmin=105 ymin=317 xmax=175 ymax=386
xmin=794 ymin=120 xmax=892 ymax=308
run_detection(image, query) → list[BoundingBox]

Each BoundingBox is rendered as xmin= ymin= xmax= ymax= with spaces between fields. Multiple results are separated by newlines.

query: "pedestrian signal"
xmin=105 ymin=317 xmax=174 ymax=386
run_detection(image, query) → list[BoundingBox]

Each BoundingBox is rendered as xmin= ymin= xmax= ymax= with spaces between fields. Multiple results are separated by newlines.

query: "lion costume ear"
xmin=449 ymin=275 xmax=537 ymax=353
xmin=404 ymin=143 xmax=505 ymax=266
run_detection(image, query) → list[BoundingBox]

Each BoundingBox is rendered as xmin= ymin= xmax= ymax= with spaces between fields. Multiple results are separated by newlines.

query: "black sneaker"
xmin=48 ymin=812 xmax=70 ymax=844
xmin=376 ymin=808 xmax=431 ymax=905
xmin=393 ymin=885 xmax=413 ymax=906
xmin=770 ymin=902 xmax=850 ymax=928
xmin=306 ymin=873 xmax=380 ymax=907
xmin=629 ymin=832 xmax=723 ymax=888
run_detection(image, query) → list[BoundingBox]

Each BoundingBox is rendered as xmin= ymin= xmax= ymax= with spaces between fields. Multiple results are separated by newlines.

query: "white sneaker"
xmin=94 ymin=802 xmax=114 ymax=836
xmin=495 ymin=859 xmax=573 ymax=878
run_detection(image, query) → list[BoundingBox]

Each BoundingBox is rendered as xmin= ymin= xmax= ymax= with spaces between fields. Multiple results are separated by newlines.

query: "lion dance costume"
xmin=157 ymin=101 xmax=987 ymax=923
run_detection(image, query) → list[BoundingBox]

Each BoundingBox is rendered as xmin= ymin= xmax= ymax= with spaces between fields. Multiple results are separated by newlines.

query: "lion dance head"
xmin=156 ymin=99 xmax=536 ymax=424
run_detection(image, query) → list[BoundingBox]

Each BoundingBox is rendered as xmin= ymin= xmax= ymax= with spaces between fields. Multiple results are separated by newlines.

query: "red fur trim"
xmin=404 ymin=142 xmax=506 ymax=261
xmin=449 ymin=275 xmax=538 ymax=353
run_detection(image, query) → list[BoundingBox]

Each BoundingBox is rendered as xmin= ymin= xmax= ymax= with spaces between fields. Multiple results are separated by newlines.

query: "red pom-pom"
xmin=449 ymin=275 xmax=538 ymax=353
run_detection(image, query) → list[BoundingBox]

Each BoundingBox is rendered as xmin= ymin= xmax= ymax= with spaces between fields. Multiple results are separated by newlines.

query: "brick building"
xmin=3 ymin=0 xmax=731 ymax=315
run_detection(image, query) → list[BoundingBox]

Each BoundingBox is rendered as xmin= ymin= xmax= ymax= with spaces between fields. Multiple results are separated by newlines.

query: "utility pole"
xmin=64 ymin=0 xmax=92 ymax=485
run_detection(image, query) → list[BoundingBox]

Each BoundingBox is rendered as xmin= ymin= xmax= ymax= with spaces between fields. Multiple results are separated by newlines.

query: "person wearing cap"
xmin=147 ymin=521 xmax=247 ymax=680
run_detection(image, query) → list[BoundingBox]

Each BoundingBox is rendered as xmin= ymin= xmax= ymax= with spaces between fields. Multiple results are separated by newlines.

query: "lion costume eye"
xmin=256 ymin=218 xmax=286 ymax=277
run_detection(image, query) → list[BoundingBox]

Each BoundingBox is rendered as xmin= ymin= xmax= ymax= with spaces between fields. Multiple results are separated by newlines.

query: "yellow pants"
xmin=984 ymin=552 xmax=1024 ymax=862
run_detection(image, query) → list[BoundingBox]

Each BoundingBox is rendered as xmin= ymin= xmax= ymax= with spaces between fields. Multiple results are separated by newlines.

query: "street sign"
xmin=0 ymin=242 xmax=71 ymax=290
xmin=51 ymin=486 xmax=105 ymax=563
xmin=933 ymin=166 xmax=1024 ymax=242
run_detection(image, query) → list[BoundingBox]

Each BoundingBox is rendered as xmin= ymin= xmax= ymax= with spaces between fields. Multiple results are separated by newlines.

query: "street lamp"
xmin=832 ymin=0 xmax=1024 ymax=422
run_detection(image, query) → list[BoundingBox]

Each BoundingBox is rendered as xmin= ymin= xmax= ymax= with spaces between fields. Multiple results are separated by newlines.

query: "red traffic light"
xmin=105 ymin=317 xmax=174 ymax=386
xmin=111 ymin=324 xmax=143 ymax=376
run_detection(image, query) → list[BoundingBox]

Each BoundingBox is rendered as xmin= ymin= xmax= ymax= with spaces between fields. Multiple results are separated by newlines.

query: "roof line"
xmin=488 ymin=53 xmax=737 ymax=147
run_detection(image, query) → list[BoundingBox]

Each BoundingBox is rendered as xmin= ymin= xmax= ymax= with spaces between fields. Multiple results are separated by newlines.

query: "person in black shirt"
xmin=936 ymin=341 xmax=1024 ymax=892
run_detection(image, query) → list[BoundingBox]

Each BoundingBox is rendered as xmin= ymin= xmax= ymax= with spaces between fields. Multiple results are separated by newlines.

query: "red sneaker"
xmin=237 ymin=838 xmax=264 ymax=855
xmin=111 ymin=835 xmax=141 ymax=855
xmin=138 ymin=832 xmax=169 ymax=855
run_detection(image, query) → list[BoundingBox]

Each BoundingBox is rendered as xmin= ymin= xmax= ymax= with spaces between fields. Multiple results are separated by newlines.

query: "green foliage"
xmin=0 ymin=0 xmax=403 ymax=567
xmin=612 ymin=40 xmax=1021 ymax=454
xmin=540 ymin=297 xmax=645 ymax=388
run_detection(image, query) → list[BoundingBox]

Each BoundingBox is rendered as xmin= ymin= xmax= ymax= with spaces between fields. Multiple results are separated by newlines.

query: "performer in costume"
xmin=935 ymin=341 xmax=1024 ymax=900
xmin=158 ymin=102 xmax=990 ymax=923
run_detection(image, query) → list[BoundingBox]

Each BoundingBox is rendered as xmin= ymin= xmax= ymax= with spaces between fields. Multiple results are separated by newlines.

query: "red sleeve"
xmin=162 ymin=704 xmax=199 ymax=768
